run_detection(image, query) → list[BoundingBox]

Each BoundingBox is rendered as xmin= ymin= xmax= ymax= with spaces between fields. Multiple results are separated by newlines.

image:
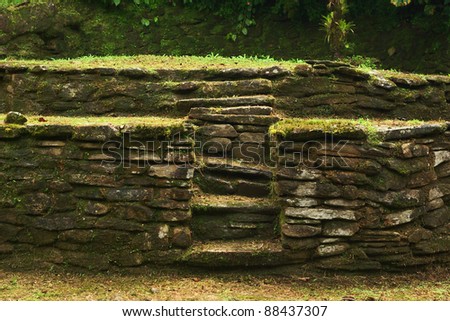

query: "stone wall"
xmin=0 ymin=123 xmax=195 ymax=270
xmin=1 ymin=118 xmax=449 ymax=271
xmin=1 ymin=61 xmax=450 ymax=271
xmin=1 ymin=61 xmax=449 ymax=120
xmin=274 ymin=125 xmax=450 ymax=270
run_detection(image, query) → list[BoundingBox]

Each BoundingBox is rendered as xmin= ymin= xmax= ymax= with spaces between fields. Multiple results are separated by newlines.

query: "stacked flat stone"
xmin=275 ymin=125 xmax=450 ymax=270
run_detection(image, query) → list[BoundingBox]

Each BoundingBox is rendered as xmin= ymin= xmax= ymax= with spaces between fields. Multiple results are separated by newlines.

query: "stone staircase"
xmin=181 ymin=93 xmax=289 ymax=266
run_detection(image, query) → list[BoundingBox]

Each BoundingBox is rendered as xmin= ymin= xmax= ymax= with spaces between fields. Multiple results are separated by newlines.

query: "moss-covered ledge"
xmin=0 ymin=115 xmax=188 ymax=140
xmin=270 ymin=118 xmax=447 ymax=144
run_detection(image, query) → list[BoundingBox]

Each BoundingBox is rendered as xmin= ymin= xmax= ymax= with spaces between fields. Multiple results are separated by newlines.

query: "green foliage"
xmin=322 ymin=0 xmax=354 ymax=58
xmin=2 ymin=0 xmax=450 ymax=50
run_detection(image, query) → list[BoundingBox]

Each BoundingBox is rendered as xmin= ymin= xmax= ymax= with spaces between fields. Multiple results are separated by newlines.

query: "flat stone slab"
xmin=285 ymin=207 xmax=358 ymax=221
xmin=190 ymin=106 xmax=273 ymax=116
xmin=377 ymin=124 xmax=445 ymax=141
xmin=200 ymin=157 xmax=273 ymax=179
xmin=192 ymin=194 xmax=280 ymax=215
xmin=181 ymin=239 xmax=308 ymax=267
xmin=177 ymin=95 xmax=275 ymax=111
xmin=196 ymin=124 xmax=238 ymax=138
xmin=191 ymin=113 xmax=280 ymax=126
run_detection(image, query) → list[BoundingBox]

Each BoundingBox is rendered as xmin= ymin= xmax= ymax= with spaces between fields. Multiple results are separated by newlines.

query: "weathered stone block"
xmin=413 ymin=236 xmax=450 ymax=254
xmin=238 ymin=132 xmax=266 ymax=144
xmin=22 ymin=193 xmax=51 ymax=215
xmin=282 ymin=237 xmax=320 ymax=250
xmin=322 ymin=221 xmax=360 ymax=236
xmin=281 ymin=224 xmax=321 ymax=238
xmin=434 ymin=150 xmax=450 ymax=167
xmin=84 ymin=202 xmax=110 ymax=216
xmin=426 ymin=198 xmax=445 ymax=211
xmin=407 ymin=228 xmax=433 ymax=243
xmin=34 ymin=214 xmax=78 ymax=231
xmin=172 ymin=226 xmax=192 ymax=248
xmin=324 ymin=171 xmax=371 ymax=186
xmin=400 ymin=142 xmax=429 ymax=158
xmin=315 ymin=243 xmax=350 ymax=257
xmin=146 ymin=199 xmax=190 ymax=210
xmin=383 ymin=157 xmax=431 ymax=176
xmin=235 ymin=180 xmax=270 ymax=197
xmin=428 ymin=186 xmax=444 ymax=201
xmin=191 ymin=106 xmax=273 ymax=116
xmin=317 ymin=157 xmax=382 ymax=175
xmin=101 ymin=188 xmax=154 ymax=202
xmin=193 ymin=114 xmax=279 ymax=126
xmin=148 ymin=165 xmax=194 ymax=180
xmin=131 ymin=233 xmax=153 ymax=251
xmin=197 ymin=124 xmax=238 ymax=138
xmin=276 ymin=167 xmax=322 ymax=181
xmin=351 ymin=230 xmax=402 ymax=242
xmin=202 ymin=137 xmax=232 ymax=154
xmin=277 ymin=181 xmax=341 ymax=198
xmin=422 ymin=206 xmax=450 ymax=228
xmin=363 ymin=246 xmax=411 ymax=256
xmin=407 ymin=170 xmax=437 ymax=188
xmin=157 ymin=188 xmax=192 ymax=201
xmin=156 ymin=210 xmax=191 ymax=222
xmin=233 ymin=124 xmax=268 ymax=133
xmin=58 ymin=230 xmax=95 ymax=243
xmin=94 ymin=217 xmax=144 ymax=232
xmin=112 ymin=252 xmax=144 ymax=267
xmin=285 ymin=207 xmax=357 ymax=221
xmin=379 ymin=189 xmax=423 ymax=209
xmin=0 ymin=243 xmax=14 ymax=254
xmin=436 ymin=161 xmax=450 ymax=178
xmin=383 ymin=207 xmax=425 ymax=227
xmin=324 ymin=199 xmax=365 ymax=208
xmin=0 ymin=223 xmax=22 ymax=242
xmin=4 ymin=111 xmax=27 ymax=125
xmin=284 ymin=198 xmax=320 ymax=208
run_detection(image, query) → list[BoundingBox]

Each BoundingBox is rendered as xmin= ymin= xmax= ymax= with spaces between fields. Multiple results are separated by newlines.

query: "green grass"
xmin=0 ymin=54 xmax=303 ymax=71
xmin=0 ymin=266 xmax=448 ymax=301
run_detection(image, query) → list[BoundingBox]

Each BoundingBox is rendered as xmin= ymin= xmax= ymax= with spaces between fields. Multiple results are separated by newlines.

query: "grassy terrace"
xmin=0 ymin=54 xmax=302 ymax=72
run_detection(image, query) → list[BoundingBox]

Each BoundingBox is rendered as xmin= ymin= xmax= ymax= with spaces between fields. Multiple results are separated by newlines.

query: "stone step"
xmin=191 ymin=194 xmax=280 ymax=215
xmin=177 ymin=95 xmax=275 ymax=112
xmin=191 ymin=194 xmax=280 ymax=241
xmin=199 ymin=156 xmax=274 ymax=180
xmin=190 ymin=106 xmax=273 ymax=117
xmin=190 ymin=113 xmax=279 ymax=126
xmin=181 ymin=239 xmax=308 ymax=267
xmin=194 ymin=171 xmax=271 ymax=197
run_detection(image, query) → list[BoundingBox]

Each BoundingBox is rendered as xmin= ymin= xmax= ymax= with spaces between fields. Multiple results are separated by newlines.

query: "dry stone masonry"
xmin=0 ymin=61 xmax=449 ymax=271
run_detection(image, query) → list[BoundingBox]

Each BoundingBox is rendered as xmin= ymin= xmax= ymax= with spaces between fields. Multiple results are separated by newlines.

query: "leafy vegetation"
xmin=1 ymin=0 xmax=449 ymax=59
xmin=322 ymin=0 xmax=354 ymax=58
